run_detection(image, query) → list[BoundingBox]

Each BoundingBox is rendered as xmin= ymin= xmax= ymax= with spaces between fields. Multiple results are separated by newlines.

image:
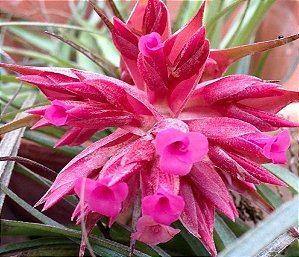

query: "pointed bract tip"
xmin=89 ymin=0 xmax=114 ymax=31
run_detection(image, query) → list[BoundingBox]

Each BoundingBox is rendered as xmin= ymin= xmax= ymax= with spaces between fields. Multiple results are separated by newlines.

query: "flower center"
xmin=151 ymin=225 xmax=161 ymax=233
xmin=173 ymin=141 xmax=188 ymax=152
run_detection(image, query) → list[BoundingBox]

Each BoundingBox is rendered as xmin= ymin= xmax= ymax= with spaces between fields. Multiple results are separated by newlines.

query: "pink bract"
xmin=1 ymin=0 xmax=298 ymax=256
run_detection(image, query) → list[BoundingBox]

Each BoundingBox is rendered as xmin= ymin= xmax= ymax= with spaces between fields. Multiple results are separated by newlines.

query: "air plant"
xmin=0 ymin=0 xmax=298 ymax=257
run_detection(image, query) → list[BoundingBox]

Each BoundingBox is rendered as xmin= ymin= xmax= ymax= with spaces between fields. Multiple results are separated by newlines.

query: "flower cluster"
xmin=1 ymin=0 xmax=298 ymax=256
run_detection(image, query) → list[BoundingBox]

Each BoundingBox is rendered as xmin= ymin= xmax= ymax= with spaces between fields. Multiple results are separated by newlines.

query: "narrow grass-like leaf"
xmin=107 ymin=0 xmax=124 ymax=22
xmin=0 ymin=92 xmax=37 ymax=212
xmin=14 ymin=164 xmax=53 ymax=188
xmin=285 ymin=239 xmax=299 ymax=257
xmin=0 ymin=21 xmax=98 ymax=34
xmin=214 ymin=214 xmax=237 ymax=251
xmin=6 ymin=26 xmax=54 ymax=52
xmin=257 ymin=185 xmax=283 ymax=209
xmin=88 ymin=0 xmax=114 ymax=31
xmin=1 ymin=219 xmax=77 ymax=237
xmin=0 ymin=114 xmax=40 ymax=135
xmin=263 ymin=164 xmax=299 ymax=193
xmin=24 ymin=130 xmax=83 ymax=157
xmin=0 ymin=218 xmax=152 ymax=257
xmin=254 ymin=51 xmax=270 ymax=77
xmin=0 ymin=75 xmax=19 ymax=83
xmin=218 ymin=215 xmax=249 ymax=237
xmin=173 ymin=221 xmax=210 ymax=256
xmin=0 ymin=237 xmax=76 ymax=255
xmin=173 ymin=0 xmax=190 ymax=32
xmin=0 ymin=184 xmax=62 ymax=227
xmin=221 ymin=0 xmax=275 ymax=48
xmin=93 ymin=34 xmax=120 ymax=66
xmin=206 ymin=0 xmax=244 ymax=39
xmin=45 ymin=31 xmax=119 ymax=77
xmin=218 ymin=196 xmax=299 ymax=257
xmin=2 ymin=47 xmax=78 ymax=68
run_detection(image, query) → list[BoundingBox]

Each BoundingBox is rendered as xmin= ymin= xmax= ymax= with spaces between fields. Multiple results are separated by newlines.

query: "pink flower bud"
xmin=138 ymin=32 xmax=164 ymax=57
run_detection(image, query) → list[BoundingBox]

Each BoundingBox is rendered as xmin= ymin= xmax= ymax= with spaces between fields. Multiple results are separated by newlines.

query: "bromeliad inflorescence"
xmin=1 ymin=0 xmax=299 ymax=256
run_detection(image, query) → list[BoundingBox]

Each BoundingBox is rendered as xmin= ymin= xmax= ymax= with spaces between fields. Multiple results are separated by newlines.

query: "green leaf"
xmin=173 ymin=0 xmax=203 ymax=32
xmin=263 ymin=164 xmax=299 ymax=193
xmin=218 ymin=196 xmax=299 ymax=257
xmin=94 ymin=34 xmax=120 ymax=67
xmin=254 ymin=51 xmax=270 ymax=77
xmin=0 ymin=75 xmax=19 ymax=83
xmin=0 ymin=184 xmax=63 ymax=227
xmin=0 ymin=101 xmax=48 ymax=121
xmin=6 ymin=26 xmax=55 ymax=53
xmin=1 ymin=219 xmax=77 ymax=237
xmin=14 ymin=164 xmax=53 ymax=188
xmin=173 ymin=0 xmax=190 ymax=33
xmin=0 ymin=237 xmax=76 ymax=255
xmin=218 ymin=215 xmax=249 ymax=237
xmin=173 ymin=221 xmax=210 ymax=256
xmin=13 ymin=164 xmax=78 ymax=206
xmin=0 ymin=21 xmax=97 ymax=34
xmin=285 ymin=239 xmax=299 ymax=257
xmin=206 ymin=0 xmax=244 ymax=48
xmin=0 ymin=219 xmax=152 ymax=257
xmin=221 ymin=0 xmax=275 ymax=48
xmin=214 ymin=214 xmax=237 ymax=251
xmin=257 ymin=185 xmax=283 ymax=209
xmin=2 ymin=47 xmax=78 ymax=68
xmin=24 ymin=130 xmax=83 ymax=157
xmin=0 ymin=114 xmax=40 ymax=135
xmin=0 ymin=92 xmax=37 ymax=211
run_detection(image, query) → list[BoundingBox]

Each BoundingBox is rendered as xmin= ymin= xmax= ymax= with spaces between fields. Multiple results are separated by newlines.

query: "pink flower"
xmin=1 ymin=0 xmax=298 ymax=255
xmin=138 ymin=32 xmax=164 ymax=57
xmin=132 ymin=216 xmax=180 ymax=245
xmin=142 ymin=187 xmax=185 ymax=225
xmin=155 ymin=128 xmax=208 ymax=176
xmin=43 ymin=100 xmax=71 ymax=126
xmin=248 ymin=130 xmax=291 ymax=164
xmin=74 ymin=177 xmax=128 ymax=218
